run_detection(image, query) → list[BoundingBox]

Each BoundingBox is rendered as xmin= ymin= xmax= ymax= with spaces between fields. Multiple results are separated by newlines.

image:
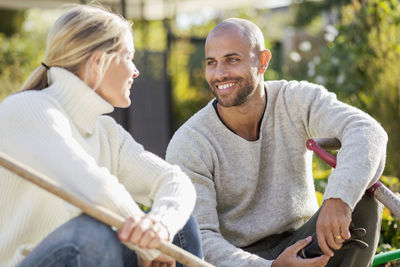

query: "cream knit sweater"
xmin=0 ymin=67 xmax=195 ymax=266
xmin=166 ymin=80 xmax=387 ymax=267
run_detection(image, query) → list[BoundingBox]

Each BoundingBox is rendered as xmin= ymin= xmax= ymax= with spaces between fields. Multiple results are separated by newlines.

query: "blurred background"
xmin=1 ymin=0 xmax=399 ymax=261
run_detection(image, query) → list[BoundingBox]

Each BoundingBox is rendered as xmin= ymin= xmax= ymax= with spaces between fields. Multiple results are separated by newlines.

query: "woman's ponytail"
xmin=20 ymin=64 xmax=49 ymax=91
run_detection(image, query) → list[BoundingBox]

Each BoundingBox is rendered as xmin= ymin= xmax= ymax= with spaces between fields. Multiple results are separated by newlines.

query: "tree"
xmin=292 ymin=0 xmax=352 ymax=26
xmin=311 ymin=0 xmax=400 ymax=177
xmin=0 ymin=9 xmax=25 ymax=37
xmin=0 ymin=9 xmax=55 ymax=102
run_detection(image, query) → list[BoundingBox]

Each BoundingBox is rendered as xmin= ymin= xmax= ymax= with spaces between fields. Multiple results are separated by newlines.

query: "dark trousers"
xmin=242 ymin=194 xmax=382 ymax=267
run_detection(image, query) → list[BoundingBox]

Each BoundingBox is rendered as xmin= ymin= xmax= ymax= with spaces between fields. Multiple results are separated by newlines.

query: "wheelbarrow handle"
xmin=306 ymin=138 xmax=400 ymax=220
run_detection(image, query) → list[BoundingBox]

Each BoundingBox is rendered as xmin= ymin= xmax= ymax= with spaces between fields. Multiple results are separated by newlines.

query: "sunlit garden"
xmin=1 ymin=0 xmax=400 ymax=265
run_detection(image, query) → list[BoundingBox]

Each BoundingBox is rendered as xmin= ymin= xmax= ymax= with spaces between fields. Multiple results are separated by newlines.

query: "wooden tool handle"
xmin=0 ymin=152 xmax=214 ymax=267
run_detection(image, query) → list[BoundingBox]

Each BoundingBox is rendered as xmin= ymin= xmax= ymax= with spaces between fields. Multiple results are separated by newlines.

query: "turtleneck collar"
xmin=43 ymin=67 xmax=114 ymax=135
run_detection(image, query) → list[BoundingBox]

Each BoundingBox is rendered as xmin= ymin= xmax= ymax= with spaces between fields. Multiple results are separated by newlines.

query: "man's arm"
xmin=289 ymin=81 xmax=388 ymax=207
xmin=288 ymin=81 xmax=388 ymax=256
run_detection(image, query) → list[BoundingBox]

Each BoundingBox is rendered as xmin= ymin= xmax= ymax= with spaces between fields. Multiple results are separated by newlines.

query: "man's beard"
xmin=210 ymin=78 xmax=255 ymax=107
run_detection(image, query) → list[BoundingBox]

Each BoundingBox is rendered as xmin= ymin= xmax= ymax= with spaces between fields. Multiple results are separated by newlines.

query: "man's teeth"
xmin=218 ymin=83 xmax=235 ymax=89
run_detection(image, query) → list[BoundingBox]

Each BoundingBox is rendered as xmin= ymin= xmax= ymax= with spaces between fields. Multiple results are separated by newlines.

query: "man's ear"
xmin=258 ymin=49 xmax=272 ymax=75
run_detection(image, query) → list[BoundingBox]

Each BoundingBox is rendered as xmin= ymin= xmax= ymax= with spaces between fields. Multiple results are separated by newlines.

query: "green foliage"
xmin=292 ymin=0 xmax=351 ymax=27
xmin=0 ymin=9 xmax=29 ymax=100
xmin=165 ymin=19 xmax=214 ymax=130
xmin=310 ymin=0 xmax=400 ymax=176
xmin=131 ymin=19 xmax=166 ymax=51
xmin=169 ymin=37 xmax=213 ymax=130
xmin=0 ymin=33 xmax=43 ymax=100
xmin=0 ymin=9 xmax=25 ymax=37
xmin=0 ymin=9 xmax=56 ymax=102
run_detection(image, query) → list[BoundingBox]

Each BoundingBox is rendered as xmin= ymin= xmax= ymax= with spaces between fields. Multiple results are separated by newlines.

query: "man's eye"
xmin=206 ymin=61 xmax=215 ymax=66
xmin=229 ymin=58 xmax=239 ymax=62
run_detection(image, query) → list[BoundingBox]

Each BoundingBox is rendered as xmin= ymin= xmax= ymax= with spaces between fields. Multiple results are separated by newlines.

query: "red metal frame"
xmin=306 ymin=138 xmax=382 ymax=196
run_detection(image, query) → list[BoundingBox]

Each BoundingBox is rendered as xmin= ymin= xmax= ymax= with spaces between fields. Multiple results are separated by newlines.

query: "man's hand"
xmin=298 ymin=228 xmax=368 ymax=259
xmin=316 ymin=198 xmax=352 ymax=256
xmin=272 ymin=236 xmax=330 ymax=267
xmin=138 ymin=254 xmax=176 ymax=267
xmin=118 ymin=214 xmax=170 ymax=249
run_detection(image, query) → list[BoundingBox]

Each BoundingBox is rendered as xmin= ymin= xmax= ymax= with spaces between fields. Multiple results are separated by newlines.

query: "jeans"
xmin=19 ymin=214 xmax=203 ymax=267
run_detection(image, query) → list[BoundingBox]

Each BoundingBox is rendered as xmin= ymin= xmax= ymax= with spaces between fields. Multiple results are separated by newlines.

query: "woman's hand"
xmin=272 ymin=236 xmax=330 ymax=267
xmin=118 ymin=214 xmax=170 ymax=249
xmin=138 ymin=254 xmax=176 ymax=267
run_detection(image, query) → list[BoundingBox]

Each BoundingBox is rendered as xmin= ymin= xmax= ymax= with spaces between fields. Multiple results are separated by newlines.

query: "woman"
xmin=0 ymin=4 xmax=201 ymax=267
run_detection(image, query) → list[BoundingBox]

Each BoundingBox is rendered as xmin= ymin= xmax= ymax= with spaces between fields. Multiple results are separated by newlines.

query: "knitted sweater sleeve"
xmin=166 ymin=126 xmax=273 ymax=267
xmin=115 ymin=124 xmax=196 ymax=239
xmin=286 ymin=81 xmax=388 ymax=209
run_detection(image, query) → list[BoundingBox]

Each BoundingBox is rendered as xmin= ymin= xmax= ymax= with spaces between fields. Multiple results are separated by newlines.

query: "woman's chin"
xmin=113 ymin=97 xmax=131 ymax=108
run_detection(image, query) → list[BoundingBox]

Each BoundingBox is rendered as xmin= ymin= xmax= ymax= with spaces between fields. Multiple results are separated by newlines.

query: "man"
xmin=166 ymin=18 xmax=387 ymax=266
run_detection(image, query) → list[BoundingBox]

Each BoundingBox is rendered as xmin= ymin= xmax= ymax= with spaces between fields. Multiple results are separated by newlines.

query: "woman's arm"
xmin=117 ymin=126 xmax=196 ymax=239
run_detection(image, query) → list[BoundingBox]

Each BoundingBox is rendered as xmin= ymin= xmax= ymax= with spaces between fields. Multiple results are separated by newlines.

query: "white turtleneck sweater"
xmin=0 ymin=67 xmax=196 ymax=267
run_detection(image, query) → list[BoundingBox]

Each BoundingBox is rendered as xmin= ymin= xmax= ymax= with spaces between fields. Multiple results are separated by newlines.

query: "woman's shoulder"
xmin=1 ymin=90 xmax=59 ymax=111
xmin=0 ymin=90 xmax=65 ymax=126
xmin=97 ymin=115 xmax=129 ymax=141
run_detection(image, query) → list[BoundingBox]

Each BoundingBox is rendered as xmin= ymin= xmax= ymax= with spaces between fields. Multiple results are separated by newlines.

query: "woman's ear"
xmin=78 ymin=51 xmax=103 ymax=89
xmin=88 ymin=50 xmax=103 ymax=75
xmin=258 ymin=49 xmax=272 ymax=75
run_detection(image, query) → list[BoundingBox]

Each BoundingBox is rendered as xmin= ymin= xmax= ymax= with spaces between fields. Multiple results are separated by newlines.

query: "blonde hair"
xmin=22 ymin=4 xmax=132 ymax=91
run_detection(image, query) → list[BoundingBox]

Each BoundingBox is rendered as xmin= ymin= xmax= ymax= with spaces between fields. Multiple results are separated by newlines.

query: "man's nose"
xmin=215 ymin=63 xmax=229 ymax=79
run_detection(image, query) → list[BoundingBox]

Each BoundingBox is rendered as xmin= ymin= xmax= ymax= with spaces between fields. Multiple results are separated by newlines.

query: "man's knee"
xmin=352 ymin=194 xmax=383 ymax=233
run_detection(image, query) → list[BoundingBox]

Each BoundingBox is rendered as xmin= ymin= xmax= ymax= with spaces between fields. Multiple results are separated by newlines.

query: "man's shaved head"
xmin=204 ymin=18 xmax=271 ymax=108
xmin=207 ymin=18 xmax=266 ymax=53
